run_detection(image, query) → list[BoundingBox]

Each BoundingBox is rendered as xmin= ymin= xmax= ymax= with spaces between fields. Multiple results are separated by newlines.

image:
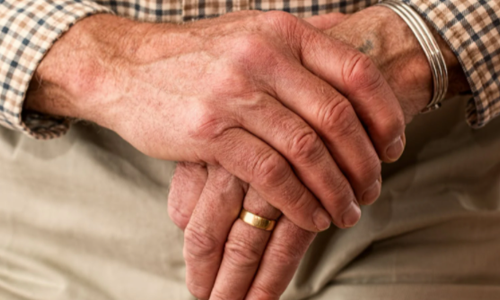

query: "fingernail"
xmin=342 ymin=201 xmax=361 ymax=228
xmin=385 ymin=134 xmax=405 ymax=162
xmin=361 ymin=178 xmax=381 ymax=205
xmin=313 ymin=208 xmax=331 ymax=231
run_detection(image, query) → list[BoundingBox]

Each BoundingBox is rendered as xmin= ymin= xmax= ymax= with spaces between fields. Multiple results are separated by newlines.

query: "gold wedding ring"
xmin=239 ymin=209 xmax=276 ymax=231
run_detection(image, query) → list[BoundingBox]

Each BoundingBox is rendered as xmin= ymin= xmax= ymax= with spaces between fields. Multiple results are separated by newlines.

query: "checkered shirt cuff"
xmin=404 ymin=0 xmax=500 ymax=128
xmin=0 ymin=1 xmax=112 ymax=139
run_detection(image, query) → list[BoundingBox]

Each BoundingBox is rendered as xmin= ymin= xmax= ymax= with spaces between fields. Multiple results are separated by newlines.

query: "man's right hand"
xmin=26 ymin=11 xmax=405 ymax=231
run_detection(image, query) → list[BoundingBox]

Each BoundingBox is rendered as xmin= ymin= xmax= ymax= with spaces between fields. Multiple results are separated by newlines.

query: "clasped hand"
xmin=166 ymin=10 xmax=413 ymax=300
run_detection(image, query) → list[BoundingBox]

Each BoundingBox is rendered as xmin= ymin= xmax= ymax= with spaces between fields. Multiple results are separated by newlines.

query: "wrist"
xmin=326 ymin=6 xmax=469 ymax=121
xmin=25 ymin=14 xmax=172 ymax=129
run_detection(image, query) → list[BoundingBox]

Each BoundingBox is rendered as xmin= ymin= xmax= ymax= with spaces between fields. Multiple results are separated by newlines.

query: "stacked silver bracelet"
xmin=376 ymin=0 xmax=448 ymax=113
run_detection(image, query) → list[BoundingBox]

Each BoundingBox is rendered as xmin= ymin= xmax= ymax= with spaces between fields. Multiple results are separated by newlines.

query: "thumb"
xmin=303 ymin=12 xmax=349 ymax=30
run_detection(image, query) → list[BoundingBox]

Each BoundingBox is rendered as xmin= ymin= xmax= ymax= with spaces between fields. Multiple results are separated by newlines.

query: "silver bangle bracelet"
xmin=375 ymin=0 xmax=448 ymax=113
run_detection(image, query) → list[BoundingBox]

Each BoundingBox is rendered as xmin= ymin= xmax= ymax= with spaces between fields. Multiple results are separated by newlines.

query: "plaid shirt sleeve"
xmin=404 ymin=0 xmax=500 ymax=128
xmin=0 ymin=1 xmax=112 ymax=139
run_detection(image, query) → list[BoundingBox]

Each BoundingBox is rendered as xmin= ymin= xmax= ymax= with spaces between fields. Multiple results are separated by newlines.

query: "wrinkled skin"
xmin=168 ymin=7 xmax=469 ymax=300
xmin=27 ymin=10 xmax=406 ymax=237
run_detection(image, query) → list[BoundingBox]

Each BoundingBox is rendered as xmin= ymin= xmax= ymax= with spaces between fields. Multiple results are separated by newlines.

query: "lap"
xmin=0 ymin=124 xmax=189 ymax=300
xmin=287 ymin=96 xmax=500 ymax=299
xmin=1 ymin=96 xmax=499 ymax=300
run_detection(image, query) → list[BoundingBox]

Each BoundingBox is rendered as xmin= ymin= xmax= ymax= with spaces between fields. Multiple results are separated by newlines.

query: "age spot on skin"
xmin=357 ymin=39 xmax=374 ymax=55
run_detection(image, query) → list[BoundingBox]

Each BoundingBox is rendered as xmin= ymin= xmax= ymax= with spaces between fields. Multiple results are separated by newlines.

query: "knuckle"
xmin=261 ymin=10 xmax=297 ymax=27
xmin=167 ymin=201 xmax=191 ymax=230
xmin=319 ymin=99 xmax=358 ymax=138
xmin=328 ymin=180 xmax=355 ymax=213
xmin=342 ymin=51 xmax=376 ymax=88
xmin=218 ymin=66 xmax=255 ymax=95
xmin=237 ymin=35 xmax=267 ymax=57
xmin=266 ymin=241 xmax=304 ymax=270
xmin=364 ymin=156 xmax=382 ymax=180
xmin=208 ymin=290 xmax=228 ymax=300
xmin=188 ymin=105 xmax=226 ymax=140
xmin=382 ymin=110 xmax=406 ymax=139
xmin=369 ymin=108 xmax=405 ymax=147
xmin=230 ymin=34 xmax=276 ymax=67
xmin=209 ymin=166 xmax=238 ymax=189
xmin=259 ymin=11 xmax=303 ymax=46
xmin=282 ymin=187 xmax=310 ymax=217
xmin=186 ymin=281 xmax=211 ymax=300
xmin=354 ymin=155 xmax=381 ymax=188
xmin=184 ymin=226 xmax=220 ymax=260
xmin=289 ymin=129 xmax=324 ymax=164
xmin=188 ymin=107 xmax=241 ymax=143
xmin=252 ymin=150 xmax=289 ymax=188
xmin=223 ymin=235 xmax=262 ymax=269
xmin=250 ymin=283 xmax=281 ymax=300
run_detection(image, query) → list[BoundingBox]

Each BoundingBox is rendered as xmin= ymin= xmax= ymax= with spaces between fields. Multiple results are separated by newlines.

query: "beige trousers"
xmin=1 ymin=96 xmax=500 ymax=300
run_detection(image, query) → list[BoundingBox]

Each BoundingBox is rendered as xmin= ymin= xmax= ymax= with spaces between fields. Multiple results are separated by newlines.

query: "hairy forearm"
xmin=25 ymin=14 xmax=172 ymax=129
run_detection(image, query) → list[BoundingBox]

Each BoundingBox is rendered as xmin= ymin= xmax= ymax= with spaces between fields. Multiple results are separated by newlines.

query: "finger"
xmin=302 ymin=29 xmax=406 ymax=162
xmin=246 ymin=216 xmax=316 ymax=300
xmin=168 ymin=162 xmax=208 ymax=230
xmin=270 ymin=14 xmax=406 ymax=162
xmin=234 ymin=94 xmax=364 ymax=227
xmin=270 ymin=65 xmax=382 ymax=207
xmin=303 ymin=12 xmax=349 ymax=30
xmin=210 ymin=188 xmax=280 ymax=300
xmin=214 ymin=127 xmax=331 ymax=232
xmin=183 ymin=166 xmax=245 ymax=300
